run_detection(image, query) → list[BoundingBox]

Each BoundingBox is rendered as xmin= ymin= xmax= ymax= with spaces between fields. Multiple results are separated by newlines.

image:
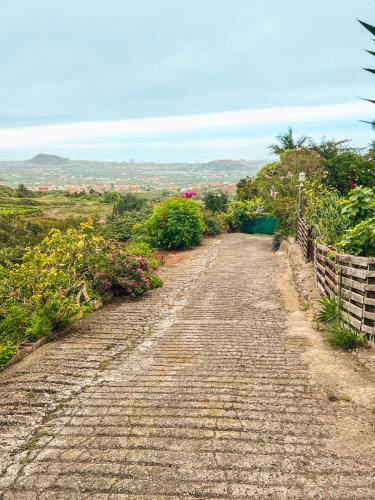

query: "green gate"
xmin=241 ymin=216 xmax=279 ymax=235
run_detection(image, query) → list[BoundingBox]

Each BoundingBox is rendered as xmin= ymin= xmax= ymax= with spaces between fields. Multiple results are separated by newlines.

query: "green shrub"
xmin=325 ymin=325 xmax=367 ymax=350
xmin=202 ymin=191 xmax=229 ymax=213
xmin=0 ymin=222 xmax=161 ymax=366
xmin=0 ymin=341 xmax=16 ymax=366
xmin=340 ymin=187 xmax=375 ymax=227
xmin=126 ymin=241 xmax=161 ymax=268
xmin=317 ymin=296 xmax=342 ymax=323
xmin=336 ymin=218 xmax=375 ymax=257
xmin=112 ymin=193 xmax=146 ymax=216
xmin=203 ymin=209 xmax=228 ymax=236
xmin=225 ymin=199 xmax=265 ymax=232
xmin=146 ymin=198 xmax=204 ymax=250
xmin=304 ymin=184 xmax=347 ymax=245
xmin=104 ymin=205 xmax=153 ymax=242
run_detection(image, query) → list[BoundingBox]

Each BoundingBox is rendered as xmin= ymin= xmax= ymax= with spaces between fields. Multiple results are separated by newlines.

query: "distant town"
xmin=0 ymin=154 xmax=267 ymax=194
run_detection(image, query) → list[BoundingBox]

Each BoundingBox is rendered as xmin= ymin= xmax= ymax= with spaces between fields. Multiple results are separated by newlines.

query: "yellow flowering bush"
xmin=0 ymin=222 xmax=161 ymax=366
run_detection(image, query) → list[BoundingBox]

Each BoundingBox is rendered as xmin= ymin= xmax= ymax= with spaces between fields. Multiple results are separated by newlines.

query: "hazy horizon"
xmin=0 ymin=1 xmax=374 ymax=161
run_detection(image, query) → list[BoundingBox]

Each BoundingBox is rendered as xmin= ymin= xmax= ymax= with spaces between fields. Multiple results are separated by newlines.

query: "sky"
xmin=1 ymin=0 xmax=375 ymax=162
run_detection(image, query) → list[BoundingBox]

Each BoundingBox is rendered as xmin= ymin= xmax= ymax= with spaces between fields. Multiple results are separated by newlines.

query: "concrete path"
xmin=0 ymin=234 xmax=374 ymax=498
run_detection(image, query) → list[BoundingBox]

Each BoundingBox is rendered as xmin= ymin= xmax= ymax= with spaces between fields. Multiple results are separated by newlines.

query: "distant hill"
xmin=0 ymin=184 xmax=15 ymax=197
xmin=26 ymin=154 xmax=69 ymax=164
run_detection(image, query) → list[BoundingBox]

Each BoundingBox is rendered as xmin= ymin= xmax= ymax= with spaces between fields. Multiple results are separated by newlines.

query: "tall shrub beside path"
xmin=146 ymin=197 xmax=204 ymax=250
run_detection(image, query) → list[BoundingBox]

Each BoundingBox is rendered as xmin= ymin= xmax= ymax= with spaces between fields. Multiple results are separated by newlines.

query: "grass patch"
xmin=317 ymin=296 xmax=342 ymax=323
xmin=325 ymin=325 xmax=367 ymax=350
xmin=328 ymin=392 xmax=352 ymax=402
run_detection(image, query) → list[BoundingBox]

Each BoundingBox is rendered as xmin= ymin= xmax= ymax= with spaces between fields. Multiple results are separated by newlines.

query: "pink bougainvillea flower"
xmin=182 ymin=191 xmax=197 ymax=199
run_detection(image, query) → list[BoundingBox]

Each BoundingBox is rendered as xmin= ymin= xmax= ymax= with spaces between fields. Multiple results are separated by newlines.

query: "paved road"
xmin=0 ymin=234 xmax=374 ymax=498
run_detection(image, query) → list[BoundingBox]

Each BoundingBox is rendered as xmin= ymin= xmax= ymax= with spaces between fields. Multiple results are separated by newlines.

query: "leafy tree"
xmin=102 ymin=191 xmax=121 ymax=204
xmin=203 ymin=190 xmax=229 ymax=212
xmin=112 ymin=193 xmax=145 ymax=216
xmin=15 ymin=184 xmax=34 ymax=198
xmin=268 ymin=127 xmax=309 ymax=155
xmin=309 ymin=137 xmax=353 ymax=160
xmin=322 ymin=151 xmax=375 ymax=194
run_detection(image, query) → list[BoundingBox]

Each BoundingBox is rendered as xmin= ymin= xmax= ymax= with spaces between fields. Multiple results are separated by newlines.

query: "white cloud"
xmin=0 ymin=102 xmax=373 ymax=150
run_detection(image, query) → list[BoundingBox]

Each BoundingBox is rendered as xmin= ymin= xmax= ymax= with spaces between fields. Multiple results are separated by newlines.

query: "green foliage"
xmin=323 ymin=152 xmax=373 ymax=194
xmin=202 ymin=209 xmax=229 ymax=236
xmin=0 ymin=185 xmax=15 ymax=197
xmin=0 ymin=341 xmax=16 ymax=366
xmin=317 ymin=296 xmax=342 ymax=323
xmin=0 ymin=216 xmax=91 ymax=259
xmin=304 ymin=183 xmax=347 ymax=245
xmin=202 ymin=190 xmax=229 ymax=213
xmin=104 ymin=205 xmax=153 ymax=242
xmin=101 ymin=191 xmax=122 ymax=204
xmin=225 ymin=199 xmax=265 ymax=232
xmin=15 ymin=184 xmax=35 ymax=198
xmin=336 ymin=218 xmax=375 ymax=257
xmin=236 ymin=177 xmax=258 ymax=201
xmin=0 ymin=222 xmax=161 ymax=366
xmin=237 ymin=149 xmax=322 ymax=237
xmin=325 ymin=325 xmax=367 ymax=350
xmin=112 ymin=193 xmax=146 ymax=216
xmin=0 ymin=205 xmax=41 ymax=217
xmin=317 ymin=294 xmax=367 ymax=351
xmin=146 ymin=197 xmax=204 ymax=250
xmin=340 ymin=187 xmax=375 ymax=226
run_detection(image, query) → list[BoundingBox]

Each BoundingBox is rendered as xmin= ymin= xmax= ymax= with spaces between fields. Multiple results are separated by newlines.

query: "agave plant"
xmin=358 ymin=20 xmax=375 ymax=128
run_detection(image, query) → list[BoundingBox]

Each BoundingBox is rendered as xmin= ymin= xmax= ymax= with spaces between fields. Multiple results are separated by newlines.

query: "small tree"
xmin=203 ymin=190 xmax=229 ymax=212
xmin=112 ymin=193 xmax=145 ymax=216
xmin=15 ymin=184 xmax=33 ymax=198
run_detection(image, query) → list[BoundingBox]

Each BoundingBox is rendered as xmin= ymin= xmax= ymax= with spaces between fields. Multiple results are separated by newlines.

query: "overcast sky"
xmin=1 ymin=0 xmax=375 ymax=161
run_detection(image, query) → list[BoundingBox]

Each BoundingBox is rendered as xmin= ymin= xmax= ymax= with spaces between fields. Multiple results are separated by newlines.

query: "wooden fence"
xmin=297 ymin=218 xmax=313 ymax=262
xmin=297 ymin=217 xmax=375 ymax=342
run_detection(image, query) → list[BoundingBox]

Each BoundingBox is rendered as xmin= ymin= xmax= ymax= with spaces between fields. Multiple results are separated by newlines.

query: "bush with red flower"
xmin=146 ymin=197 xmax=204 ymax=250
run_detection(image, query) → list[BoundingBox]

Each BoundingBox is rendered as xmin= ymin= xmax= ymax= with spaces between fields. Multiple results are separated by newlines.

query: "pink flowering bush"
xmin=95 ymin=247 xmax=160 ymax=297
xmin=182 ymin=191 xmax=197 ymax=199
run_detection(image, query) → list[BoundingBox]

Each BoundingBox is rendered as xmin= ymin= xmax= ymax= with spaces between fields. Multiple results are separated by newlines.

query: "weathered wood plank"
xmin=346 ymin=315 xmax=362 ymax=330
xmin=339 ymin=265 xmax=368 ymax=280
xmin=341 ymin=277 xmax=366 ymax=292
xmin=363 ymin=310 xmax=375 ymax=321
xmin=341 ymin=288 xmax=365 ymax=304
xmin=341 ymin=299 xmax=363 ymax=319
xmin=361 ymin=323 xmax=375 ymax=336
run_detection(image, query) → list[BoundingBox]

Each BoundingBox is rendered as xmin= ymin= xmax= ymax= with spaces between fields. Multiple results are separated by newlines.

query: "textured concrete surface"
xmin=0 ymin=234 xmax=374 ymax=498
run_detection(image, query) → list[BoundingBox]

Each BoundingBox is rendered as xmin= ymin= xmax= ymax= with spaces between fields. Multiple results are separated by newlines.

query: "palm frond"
xmin=358 ymin=19 xmax=375 ymax=36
